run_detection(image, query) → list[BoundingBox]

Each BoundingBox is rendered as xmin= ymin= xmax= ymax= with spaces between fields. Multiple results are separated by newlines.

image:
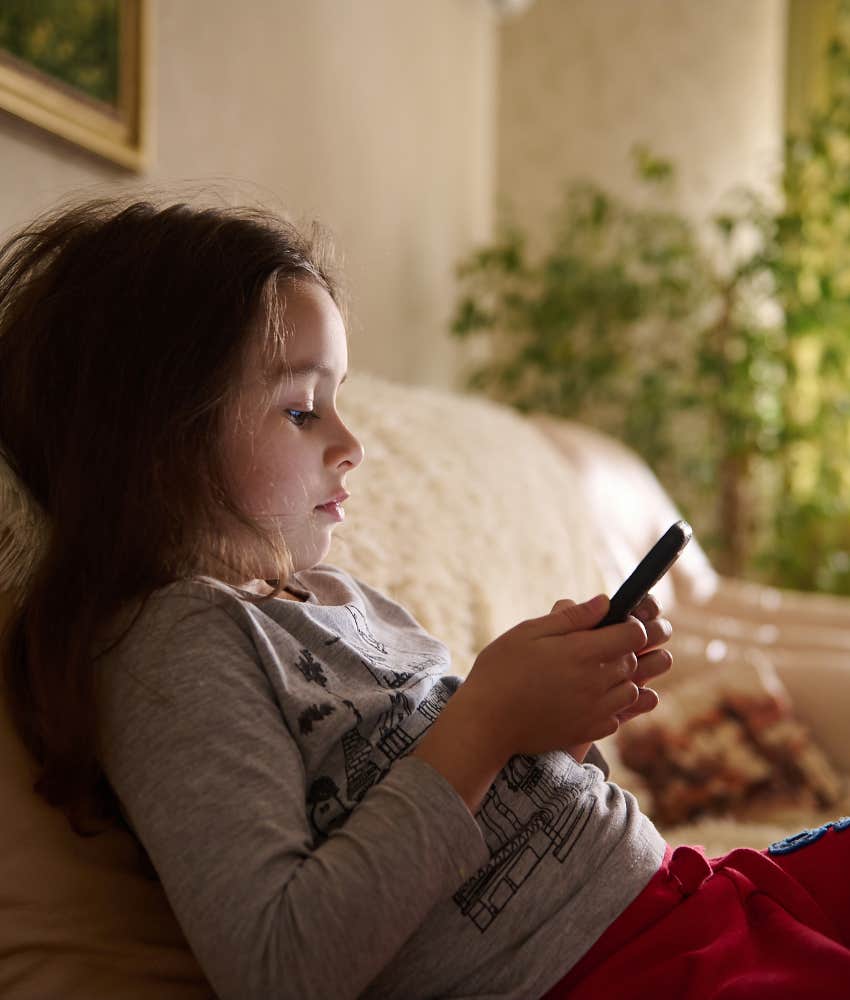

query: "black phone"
xmin=592 ymin=520 xmax=692 ymax=629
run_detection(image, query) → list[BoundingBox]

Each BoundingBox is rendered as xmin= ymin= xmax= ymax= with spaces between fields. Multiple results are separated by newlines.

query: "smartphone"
xmin=592 ymin=519 xmax=692 ymax=629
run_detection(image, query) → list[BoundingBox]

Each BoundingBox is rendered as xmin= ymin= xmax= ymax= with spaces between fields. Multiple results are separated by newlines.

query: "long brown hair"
xmin=0 ymin=190 xmax=345 ymax=834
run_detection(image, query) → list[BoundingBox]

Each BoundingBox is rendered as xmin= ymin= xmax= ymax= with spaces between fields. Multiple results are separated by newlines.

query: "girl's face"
xmin=225 ymin=279 xmax=364 ymax=579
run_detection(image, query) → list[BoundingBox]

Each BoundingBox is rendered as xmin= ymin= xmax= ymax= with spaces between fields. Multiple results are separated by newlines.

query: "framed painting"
xmin=0 ymin=0 xmax=151 ymax=171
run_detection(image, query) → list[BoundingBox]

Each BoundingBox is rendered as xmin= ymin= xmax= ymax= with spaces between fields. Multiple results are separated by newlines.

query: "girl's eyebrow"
xmin=276 ymin=362 xmax=348 ymax=384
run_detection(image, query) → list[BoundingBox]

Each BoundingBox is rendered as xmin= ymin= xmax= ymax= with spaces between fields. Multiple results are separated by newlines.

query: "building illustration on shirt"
xmin=302 ymin=606 xmax=455 ymax=840
xmin=452 ymin=755 xmax=593 ymax=932
xmin=298 ymin=605 xmax=592 ymax=932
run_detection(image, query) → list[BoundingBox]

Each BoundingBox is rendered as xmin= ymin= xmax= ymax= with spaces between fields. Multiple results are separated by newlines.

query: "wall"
xmin=0 ymin=0 xmax=793 ymax=392
xmin=497 ymin=0 xmax=788 ymax=251
xmin=0 ymin=0 xmax=497 ymax=391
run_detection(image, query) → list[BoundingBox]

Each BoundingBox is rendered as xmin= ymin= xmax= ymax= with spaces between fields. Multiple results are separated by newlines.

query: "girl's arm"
xmin=98 ymin=596 xmax=489 ymax=1000
xmin=99 ymin=589 xmax=660 ymax=999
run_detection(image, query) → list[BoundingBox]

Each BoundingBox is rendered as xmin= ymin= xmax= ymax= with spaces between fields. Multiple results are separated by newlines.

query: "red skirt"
xmin=542 ymin=817 xmax=850 ymax=999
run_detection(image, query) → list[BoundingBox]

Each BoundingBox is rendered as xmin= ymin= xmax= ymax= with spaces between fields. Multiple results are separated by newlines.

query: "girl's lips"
xmin=316 ymin=490 xmax=350 ymax=506
xmin=315 ymin=500 xmax=345 ymax=522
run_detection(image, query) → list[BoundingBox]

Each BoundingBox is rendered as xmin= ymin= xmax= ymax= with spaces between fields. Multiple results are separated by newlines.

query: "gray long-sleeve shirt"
xmin=96 ymin=564 xmax=666 ymax=1000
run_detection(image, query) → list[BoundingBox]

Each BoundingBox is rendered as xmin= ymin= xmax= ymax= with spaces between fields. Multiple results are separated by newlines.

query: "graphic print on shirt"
xmin=295 ymin=606 xmax=453 ymax=842
xmin=308 ymin=679 xmax=456 ymax=840
xmin=344 ymin=604 xmax=444 ymax=687
xmin=306 ymin=774 xmax=349 ymax=834
xmin=295 ymin=648 xmax=337 ymax=735
xmin=452 ymin=754 xmax=593 ymax=932
xmin=298 ymin=703 xmax=335 ymax=735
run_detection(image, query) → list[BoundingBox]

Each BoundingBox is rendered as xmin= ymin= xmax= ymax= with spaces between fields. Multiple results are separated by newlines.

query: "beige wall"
xmin=0 ymin=0 xmax=497 ymax=391
xmin=497 ymin=0 xmax=788 ymax=250
xmin=0 ymin=0 xmax=791 ymax=392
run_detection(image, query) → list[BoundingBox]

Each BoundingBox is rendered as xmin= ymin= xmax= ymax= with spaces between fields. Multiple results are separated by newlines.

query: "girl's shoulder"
xmin=297 ymin=565 xmax=431 ymax=633
xmin=295 ymin=564 xmax=398 ymax=608
xmin=277 ymin=565 xmax=387 ymax=614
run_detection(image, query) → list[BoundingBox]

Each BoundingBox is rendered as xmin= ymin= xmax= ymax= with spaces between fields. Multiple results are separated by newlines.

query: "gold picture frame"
xmin=0 ymin=0 xmax=151 ymax=171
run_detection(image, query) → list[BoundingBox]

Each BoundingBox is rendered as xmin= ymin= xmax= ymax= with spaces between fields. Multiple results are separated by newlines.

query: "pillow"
xmin=616 ymin=654 xmax=846 ymax=826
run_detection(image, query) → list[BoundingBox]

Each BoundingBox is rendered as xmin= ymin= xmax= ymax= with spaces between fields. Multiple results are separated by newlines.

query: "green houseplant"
xmin=450 ymin=150 xmax=785 ymax=579
xmin=451 ymin=4 xmax=850 ymax=591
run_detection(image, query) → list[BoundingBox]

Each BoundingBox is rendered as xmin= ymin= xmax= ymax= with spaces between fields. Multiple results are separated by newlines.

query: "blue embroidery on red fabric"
xmin=768 ymin=817 xmax=850 ymax=855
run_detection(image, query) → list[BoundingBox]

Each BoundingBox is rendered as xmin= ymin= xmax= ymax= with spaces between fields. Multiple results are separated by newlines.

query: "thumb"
xmin=542 ymin=593 xmax=609 ymax=634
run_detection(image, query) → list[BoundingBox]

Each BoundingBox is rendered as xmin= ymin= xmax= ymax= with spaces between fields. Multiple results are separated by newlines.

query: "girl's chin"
xmin=289 ymin=539 xmax=332 ymax=573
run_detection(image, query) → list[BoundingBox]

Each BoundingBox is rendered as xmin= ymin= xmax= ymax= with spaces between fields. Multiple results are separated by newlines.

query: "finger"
xmin=604 ymin=651 xmax=639 ymax=683
xmin=530 ymin=594 xmax=609 ymax=636
xmin=593 ymin=654 xmax=639 ymax=694
xmin=617 ymin=686 xmax=660 ymax=721
xmin=598 ymin=679 xmax=641 ymax=718
xmin=634 ymin=649 xmax=673 ymax=686
xmin=549 ymin=598 xmax=576 ymax=615
xmin=638 ymin=617 xmax=673 ymax=654
xmin=632 ymin=593 xmax=662 ymax=623
xmin=588 ymin=617 xmax=648 ymax=658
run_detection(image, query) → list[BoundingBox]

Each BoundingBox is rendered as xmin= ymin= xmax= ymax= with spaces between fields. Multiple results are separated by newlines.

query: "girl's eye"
xmin=285 ymin=408 xmax=319 ymax=428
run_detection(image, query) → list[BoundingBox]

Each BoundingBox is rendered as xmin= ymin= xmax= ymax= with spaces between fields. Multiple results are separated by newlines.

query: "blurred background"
xmin=2 ymin=0 xmax=849 ymax=594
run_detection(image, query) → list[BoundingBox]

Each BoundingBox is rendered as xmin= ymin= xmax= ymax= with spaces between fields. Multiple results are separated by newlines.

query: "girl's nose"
xmin=346 ymin=432 xmax=365 ymax=470
xmin=337 ymin=422 xmax=365 ymax=471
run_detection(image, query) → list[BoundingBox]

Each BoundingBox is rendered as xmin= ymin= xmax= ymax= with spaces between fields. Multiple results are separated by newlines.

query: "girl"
xmin=0 ymin=193 xmax=847 ymax=1000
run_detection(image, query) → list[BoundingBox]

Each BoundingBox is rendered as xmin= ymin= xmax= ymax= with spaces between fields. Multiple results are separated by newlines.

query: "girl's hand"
xmin=566 ymin=592 xmax=673 ymax=762
xmin=617 ymin=592 xmax=672 ymax=721
xmin=413 ymin=594 xmax=657 ymax=813
xmin=454 ymin=593 xmax=648 ymax=762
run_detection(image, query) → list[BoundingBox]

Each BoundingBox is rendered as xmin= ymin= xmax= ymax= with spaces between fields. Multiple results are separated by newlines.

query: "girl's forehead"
xmin=276 ymin=281 xmax=343 ymax=338
xmin=256 ymin=281 xmax=348 ymax=384
xmin=275 ymin=276 xmax=337 ymax=316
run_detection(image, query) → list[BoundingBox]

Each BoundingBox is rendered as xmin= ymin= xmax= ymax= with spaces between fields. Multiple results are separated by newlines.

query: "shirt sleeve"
xmin=97 ymin=594 xmax=489 ymax=1000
